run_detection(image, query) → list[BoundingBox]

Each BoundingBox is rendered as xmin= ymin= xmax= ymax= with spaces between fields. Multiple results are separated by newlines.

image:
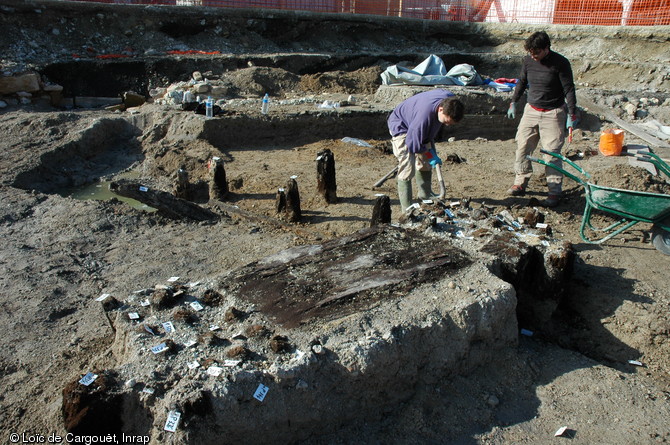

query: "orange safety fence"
xmin=70 ymin=0 xmax=670 ymax=25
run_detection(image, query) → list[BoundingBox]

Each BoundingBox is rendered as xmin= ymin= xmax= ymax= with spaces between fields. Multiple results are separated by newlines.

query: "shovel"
xmin=430 ymin=141 xmax=447 ymax=200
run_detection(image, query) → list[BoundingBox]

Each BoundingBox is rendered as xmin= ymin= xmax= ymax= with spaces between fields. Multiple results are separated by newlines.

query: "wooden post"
xmin=285 ymin=176 xmax=302 ymax=223
xmin=208 ymin=156 xmax=228 ymax=201
xmin=174 ymin=165 xmax=190 ymax=200
xmin=276 ymin=188 xmax=286 ymax=214
xmin=370 ymin=194 xmax=392 ymax=226
xmin=316 ymin=148 xmax=337 ymax=204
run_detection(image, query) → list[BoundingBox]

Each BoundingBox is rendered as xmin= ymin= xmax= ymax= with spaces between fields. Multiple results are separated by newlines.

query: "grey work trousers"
xmin=513 ymin=104 xmax=567 ymax=195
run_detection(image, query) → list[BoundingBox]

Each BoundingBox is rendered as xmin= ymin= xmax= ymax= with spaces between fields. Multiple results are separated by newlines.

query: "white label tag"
xmin=139 ymin=186 xmax=149 ymax=192
xmin=184 ymin=339 xmax=197 ymax=348
xmin=554 ymin=426 xmax=567 ymax=437
xmin=536 ymin=223 xmax=548 ymax=229
xmin=207 ymin=366 xmax=223 ymax=377
xmin=128 ymin=312 xmax=140 ymax=320
xmin=79 ymin=372 xmax=98 ymax=386
xmin=162 ymin=322 xmax=175 ymax=333
xmin=628 ymin=360 xmax=643 ymax=366
xmin=140 ymin=299 xmax=150 ymax=307
xmin=223 ymin=360 xmax=241 ymax=367
xmin=142 ymin=387 xmax=154 ymax=394
xmin=164 ymin=411 xmax=181 ymax=432
xmin=254 ymin=384 xmax=269 ymax=402
xmin=450 ymin=201 xmax=461 ymax=207
xmin=209 ymin=325 xmax=220 ymax=331
xmin=190 ymin=301 xmax=204 ymax=311
xmin=151 ymin=343 xmax=169 ymax=354
xmin=96 ymin=293 xmax=110 ymax=302
xmin=167 ymin=276 xmax=180 ymax=283
xmin=187 ymin=360 xmax=200 ymax=370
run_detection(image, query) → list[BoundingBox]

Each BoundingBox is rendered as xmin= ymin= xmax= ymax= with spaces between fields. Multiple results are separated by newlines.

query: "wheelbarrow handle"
xmin=623 ymin=151 xmax=670 ymax=179
xmin=526 ymin=154 xmax=588 ymax=186
xmin=539 ymin=149 xmax=591 ymax=179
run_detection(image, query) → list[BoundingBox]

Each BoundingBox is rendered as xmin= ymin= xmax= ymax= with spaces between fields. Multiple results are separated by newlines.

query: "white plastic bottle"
xmin=206 ymin=96 xmax=213 ymax=118
xmin=261 ymin=93 xmax=269 ymax=115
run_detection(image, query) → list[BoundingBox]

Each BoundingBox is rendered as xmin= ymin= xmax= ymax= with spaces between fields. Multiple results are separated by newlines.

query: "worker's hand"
xmin=506 ymin=103 xmax=516 ymax=119
xmin=425 ymin=148 xmax=443 ymax=167
xmin=566 ymin=113 xmax=579 ymax=129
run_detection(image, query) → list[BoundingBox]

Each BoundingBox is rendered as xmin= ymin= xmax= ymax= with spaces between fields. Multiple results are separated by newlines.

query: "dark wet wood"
xmin=109 ymin=179 xmax=218 ymax=221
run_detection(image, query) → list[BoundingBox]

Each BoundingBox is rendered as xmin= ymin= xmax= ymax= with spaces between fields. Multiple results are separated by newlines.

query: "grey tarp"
xmin=381 ymin=55 xmax=484 ymax=87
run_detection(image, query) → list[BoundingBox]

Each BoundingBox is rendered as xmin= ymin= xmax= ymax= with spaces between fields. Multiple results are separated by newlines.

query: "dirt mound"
xmin=299 ymin=66 xmax=384 ymax=95
xmin=219 ymin=66 xmax=301 ymax=98
xmin=591 ymin=164 xmax=670 ymax=194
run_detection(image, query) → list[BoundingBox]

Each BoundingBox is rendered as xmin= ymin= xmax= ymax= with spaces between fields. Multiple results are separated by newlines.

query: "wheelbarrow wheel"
xmin=651 ymin=225 xmax=670 ymax=255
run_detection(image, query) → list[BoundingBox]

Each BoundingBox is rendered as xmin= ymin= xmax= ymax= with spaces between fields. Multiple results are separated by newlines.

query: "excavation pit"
xmin=5 ymin=3 xmax=670 ymax=442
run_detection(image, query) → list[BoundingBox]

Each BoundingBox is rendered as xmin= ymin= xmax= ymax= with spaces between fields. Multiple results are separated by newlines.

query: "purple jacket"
xmin=387 ymin=89 xmax=454 ymax=154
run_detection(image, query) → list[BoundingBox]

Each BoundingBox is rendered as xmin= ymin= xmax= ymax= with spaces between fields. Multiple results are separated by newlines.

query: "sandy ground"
xmin=1 ymin=1 xmax=670 ymax=444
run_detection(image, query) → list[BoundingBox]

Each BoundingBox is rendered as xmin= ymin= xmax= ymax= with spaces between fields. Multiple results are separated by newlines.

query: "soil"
xmin=1 ymin=1 xmax=670 ymax=444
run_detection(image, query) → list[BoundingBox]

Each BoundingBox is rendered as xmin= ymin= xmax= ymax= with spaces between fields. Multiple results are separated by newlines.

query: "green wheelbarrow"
xmin=527 ymin=149 xmax=670 ymax=255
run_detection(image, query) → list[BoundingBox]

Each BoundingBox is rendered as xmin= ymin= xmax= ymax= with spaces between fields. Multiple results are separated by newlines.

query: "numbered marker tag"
xmin=140 ymin=299 xmax=151 ymax=307
xmin=128 ymin=312 xmax=140 ymax=320
xmin=79 ymin=372 xmax=98 ymax=386
xmin=96 ymin=293 xmax=111 ymax=302
xmin=184 ymin=339 xmax=197 ymax=348
xmin=290 ymin=175 xmax=298 ymax=179
xmin=253 ymin=384 xmax=269 ymax=402
xmin=450 ymin=201 xmax=461 ymax=207
xmin=151 ymin=343 xmax=169 ymax=354
xmin=223 ymin=360 xmax=241 ymax=367
xmin=421 ymin=199 xmax=433 ymax=204
xmin=139 ymin=186 xmax=149 ymax=192
xmin=162 ymin=322 xmax=175 ymax=333
xmin=536 ymin=223 xmax=548 ymax=229
xmin=164 ymin=411 xmax=181 ymax=432
xmin=628 ymin=360 xmax=643 ymax=366
xmin=554 ymin=426 xmax=567 ymax=437
xmin=167 ymin=276 xmax=180 ymax=283
xmin=209 ymin=325 xmax=220 ymax=332
xmin=190 ymin=301 xmax=204 ymax=311
xmin=187 ymin=360 xmax=200 ymax=370
xmin=142 ymin=387 xmax=155 ymax=394
xmin=207 ymin=366 xmax=223 ymax=377
xmin=444 ymin=209 xmax=455 ymax=219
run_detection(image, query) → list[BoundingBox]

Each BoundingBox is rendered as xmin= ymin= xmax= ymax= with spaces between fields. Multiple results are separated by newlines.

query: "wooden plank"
xmin=109 ymin=179 xmax=219 ymax=221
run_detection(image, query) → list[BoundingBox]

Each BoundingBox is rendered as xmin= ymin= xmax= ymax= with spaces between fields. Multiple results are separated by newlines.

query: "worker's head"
xmin=438 ymin=97 xmax=464 ymax=125
xmin=525 ymin=31 xmax=551 ymax=61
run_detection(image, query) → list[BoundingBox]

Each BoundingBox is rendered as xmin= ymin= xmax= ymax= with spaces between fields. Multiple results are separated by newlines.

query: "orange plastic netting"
xmin=74 ymin=0 xmax=670 ymax=25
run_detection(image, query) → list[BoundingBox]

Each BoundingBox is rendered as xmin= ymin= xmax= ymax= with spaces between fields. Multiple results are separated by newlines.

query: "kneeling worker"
xmin=387 ymin=89 xmax=464 ymax=213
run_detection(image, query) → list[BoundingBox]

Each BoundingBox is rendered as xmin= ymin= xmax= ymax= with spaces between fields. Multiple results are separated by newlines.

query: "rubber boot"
xmin=415 ymin=169 xmax=435 ymax=200
xmin=397 ymin=179 xmax=413 ymax=213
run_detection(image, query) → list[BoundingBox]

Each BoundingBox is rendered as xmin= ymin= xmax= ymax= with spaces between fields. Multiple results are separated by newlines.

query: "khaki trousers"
xmin=513 ymin=104 xmax=566 ymax=195
xmin=391 ymin=133 xmax=431 ymax=181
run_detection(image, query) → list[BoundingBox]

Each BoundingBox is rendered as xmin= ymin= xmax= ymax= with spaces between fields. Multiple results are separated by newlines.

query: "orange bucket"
xmin=599 ymin=129 xmax=625 ymax=156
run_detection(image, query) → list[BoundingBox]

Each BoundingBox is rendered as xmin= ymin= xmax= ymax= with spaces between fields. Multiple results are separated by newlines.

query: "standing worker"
xmin=506 ymin=31 xmax=578 ymax=208
xmin=388 ymin=89 xmax=465 ymax=213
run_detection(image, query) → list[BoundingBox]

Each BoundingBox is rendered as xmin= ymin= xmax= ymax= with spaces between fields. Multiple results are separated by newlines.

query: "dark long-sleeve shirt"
xmin=511 ymin=50 xmax=576 ymax=116
xmin=387 ymin=89 xmax=454 ymax=154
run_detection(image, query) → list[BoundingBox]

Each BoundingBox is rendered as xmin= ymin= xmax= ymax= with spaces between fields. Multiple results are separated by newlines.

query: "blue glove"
xmin=425 ymin=148 xmax=442 ymax=167
xmin=506 ymin=103 xmax=516 ymax=119
xmin=566 ymin=113 xmax=579 ymax=129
